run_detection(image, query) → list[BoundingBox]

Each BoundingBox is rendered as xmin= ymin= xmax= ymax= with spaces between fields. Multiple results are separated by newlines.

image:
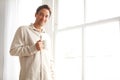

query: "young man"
xmin=10 ymin=4 xmax=54 ymax=80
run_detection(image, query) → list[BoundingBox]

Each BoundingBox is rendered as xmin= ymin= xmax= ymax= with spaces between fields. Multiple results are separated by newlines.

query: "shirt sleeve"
xmin=9 ymin=26 xmax=38 ymax=56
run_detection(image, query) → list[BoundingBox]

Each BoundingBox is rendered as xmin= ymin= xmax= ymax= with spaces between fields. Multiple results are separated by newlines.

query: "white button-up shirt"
xmin=10 ymin=24 xmax=54 ymax=80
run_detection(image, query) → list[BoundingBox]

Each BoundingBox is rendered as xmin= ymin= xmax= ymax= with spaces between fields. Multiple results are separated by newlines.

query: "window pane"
xmin=84 ymin=21 xmax=120 ymax=80
xmin=86 ymin=0 xmax=120 ymax=23
xmin=55 ymin=28 xmax=82 ymax=80
xmin=58 ymin=0 xmax=84 ymax=29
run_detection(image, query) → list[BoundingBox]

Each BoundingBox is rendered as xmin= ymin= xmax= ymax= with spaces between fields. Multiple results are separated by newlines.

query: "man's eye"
xmin=45 ymin=15 xmax=48 ymax=18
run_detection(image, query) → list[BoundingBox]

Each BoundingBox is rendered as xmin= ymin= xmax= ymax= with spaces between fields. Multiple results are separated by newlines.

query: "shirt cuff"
xmin=30 ymin=44 xmax=39 ymax=55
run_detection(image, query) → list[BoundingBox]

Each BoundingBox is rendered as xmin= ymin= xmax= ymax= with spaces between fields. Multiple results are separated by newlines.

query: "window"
xmin=55 ymin=28 xmax=82 ymax=80
xmin=57 ymin=0 xmax=84 ymax=29
xmin=84 ymin=21 xmax=120 ymax=80
xmin=86 ymin=0 xmax=120 ymax=23
xmin=54 ymin=0 xmax=84 ymax=80
xmin=54 ymin=0 xmax=120 ymax=80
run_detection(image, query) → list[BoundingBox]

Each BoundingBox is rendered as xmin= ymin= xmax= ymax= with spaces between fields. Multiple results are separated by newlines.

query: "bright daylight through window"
xmin=54 ymin=0 xmax=120 ymax=80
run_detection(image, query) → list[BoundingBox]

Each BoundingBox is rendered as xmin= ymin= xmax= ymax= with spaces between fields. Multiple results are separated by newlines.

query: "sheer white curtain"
xmin=0 ymin=0 xmax=6 ymax=80
xmin=0 ymin=0 xmax=19 ymax=80
xmin=3 ymin=0 xmax=19 ymax=79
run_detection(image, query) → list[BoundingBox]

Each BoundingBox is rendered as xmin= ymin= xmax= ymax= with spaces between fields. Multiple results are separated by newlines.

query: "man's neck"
xmin=33 ymin=23 xmax=43 ymax=32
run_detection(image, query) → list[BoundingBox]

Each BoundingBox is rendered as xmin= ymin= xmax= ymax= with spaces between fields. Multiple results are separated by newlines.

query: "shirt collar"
xmin=30 ymin=23 xmax=45 ymax=33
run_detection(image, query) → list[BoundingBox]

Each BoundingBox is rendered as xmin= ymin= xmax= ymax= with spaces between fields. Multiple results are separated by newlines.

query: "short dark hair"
xmin=36 ymin=4 xmax=51 ymax=16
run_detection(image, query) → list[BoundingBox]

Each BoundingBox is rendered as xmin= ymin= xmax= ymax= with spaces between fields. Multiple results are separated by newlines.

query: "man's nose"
xmin=41 ymin=16 xmax=46 ymax=20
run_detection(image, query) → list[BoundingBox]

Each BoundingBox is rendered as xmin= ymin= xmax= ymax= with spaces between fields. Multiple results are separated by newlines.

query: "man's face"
xmin=35 ymin=8 xmax=50 ymax=26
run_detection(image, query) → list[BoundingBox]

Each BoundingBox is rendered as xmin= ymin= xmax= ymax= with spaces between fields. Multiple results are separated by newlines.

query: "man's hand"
xmin=35 ymin=40 xmax=44 ymax=51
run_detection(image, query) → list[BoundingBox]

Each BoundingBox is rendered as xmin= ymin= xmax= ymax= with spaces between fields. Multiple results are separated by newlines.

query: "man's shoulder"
xmin=17 ymin=24 xmax=30 ymax=30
